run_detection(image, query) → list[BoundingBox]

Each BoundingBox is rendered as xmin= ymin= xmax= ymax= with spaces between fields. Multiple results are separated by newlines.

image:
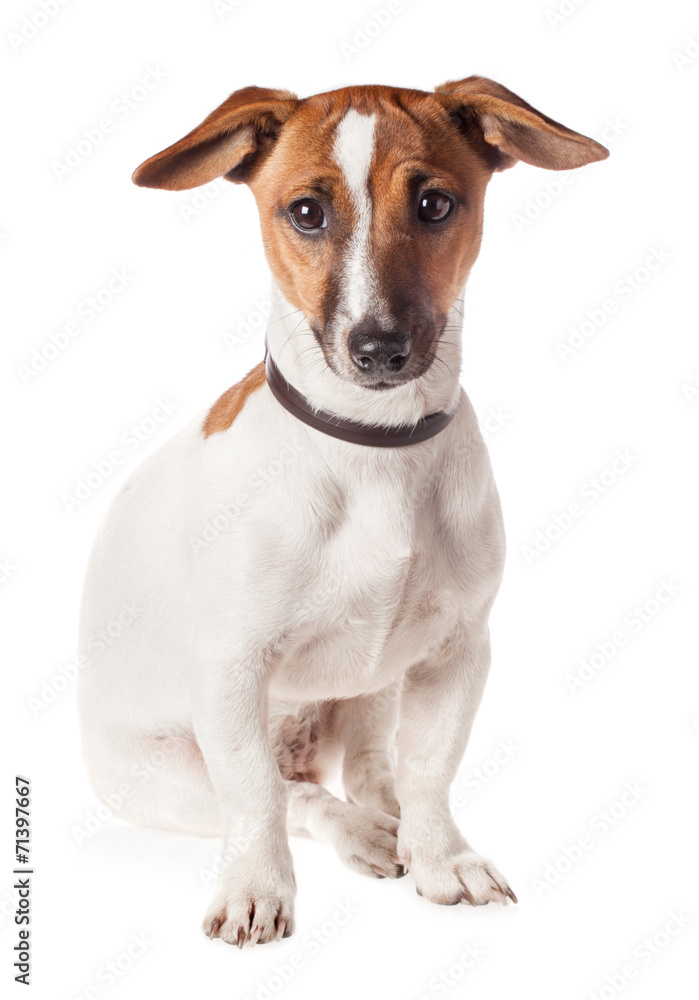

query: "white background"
xmin=3 ymin=0 xmax=698 ymax=997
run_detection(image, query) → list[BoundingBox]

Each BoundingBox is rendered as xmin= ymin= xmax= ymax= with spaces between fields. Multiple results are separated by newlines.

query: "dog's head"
xmin=134 ymin=78 xmax=607 ymax=391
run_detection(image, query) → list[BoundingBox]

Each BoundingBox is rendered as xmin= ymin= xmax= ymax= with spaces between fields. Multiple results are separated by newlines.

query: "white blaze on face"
xmin=332 ymin=109 xmax=377 ymax=323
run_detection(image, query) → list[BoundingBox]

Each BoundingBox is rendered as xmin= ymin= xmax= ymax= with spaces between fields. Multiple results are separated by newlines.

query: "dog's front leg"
xmin=194 ymin=661 xmax=296 ymax=946
xmin=338 ymin=684 xmax=401 ymax=818
xmin=395 ymin=626 xmax=517 ymax=906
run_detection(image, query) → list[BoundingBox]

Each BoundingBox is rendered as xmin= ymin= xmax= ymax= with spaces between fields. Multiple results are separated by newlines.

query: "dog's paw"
xmin=330 ymin=803 xmax=404 ymax=879
xmin=203 ymin=879 xmax=296 ymax=947
xmin=409 ymin=851 xmax=517 ymax=906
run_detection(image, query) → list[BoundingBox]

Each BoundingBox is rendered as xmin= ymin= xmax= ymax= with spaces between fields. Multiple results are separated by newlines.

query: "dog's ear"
xmin=434 ymin=76 xmax=608 ymax=172
xmin=132 ymin=86 xmax=299 ymax=190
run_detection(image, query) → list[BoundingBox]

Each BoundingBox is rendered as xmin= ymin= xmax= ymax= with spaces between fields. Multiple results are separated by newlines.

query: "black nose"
xmin=348 ymin=330 xmax=412 ymax=374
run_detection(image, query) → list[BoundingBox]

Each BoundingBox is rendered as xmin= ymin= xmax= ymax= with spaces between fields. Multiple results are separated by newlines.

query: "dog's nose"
xmin=348 ymin=330 xmax=412 ymax=374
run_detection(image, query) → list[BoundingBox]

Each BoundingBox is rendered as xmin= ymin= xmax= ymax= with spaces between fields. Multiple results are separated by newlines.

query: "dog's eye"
xmin=290 ymin=200 xmax=327 ymax=231
xmin=418 ymin=190 xmax=454 ymax=223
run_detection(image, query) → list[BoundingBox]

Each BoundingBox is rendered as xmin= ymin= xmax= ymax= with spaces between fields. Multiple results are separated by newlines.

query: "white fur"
xmin=332 ymin=110 xmax=377 ymax=323
xmin=77 ymin=300 xmax=513 ymax=943
xmin=77 ymin=160 xmax=515 ymax=946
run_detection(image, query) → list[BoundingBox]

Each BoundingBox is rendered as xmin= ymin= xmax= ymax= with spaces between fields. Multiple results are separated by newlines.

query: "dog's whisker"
xmin=277 ymin=319 xmax=315 ymax=362
xmin=429 ymin=359 xmax=454 ymax=380
xmin=267 ymin=308 xmax=304 ymax=328
xmin=293 ymin=345 xmax=325 ymax=370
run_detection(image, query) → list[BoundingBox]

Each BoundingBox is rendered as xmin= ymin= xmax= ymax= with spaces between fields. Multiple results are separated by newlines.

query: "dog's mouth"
xmin=323 ymin=351 xmax=437 ymax=391
xmin=351 ymin=363 xmax=434 ymax=392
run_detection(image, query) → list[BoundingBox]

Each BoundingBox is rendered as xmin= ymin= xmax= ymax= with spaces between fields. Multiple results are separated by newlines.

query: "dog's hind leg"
xmin=80 ymin=724 xmax=225 ymax=838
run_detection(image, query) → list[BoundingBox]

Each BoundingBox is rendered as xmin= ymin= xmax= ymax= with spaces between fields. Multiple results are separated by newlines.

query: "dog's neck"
xmin=264 ymin=284 xmax=463 ymax=429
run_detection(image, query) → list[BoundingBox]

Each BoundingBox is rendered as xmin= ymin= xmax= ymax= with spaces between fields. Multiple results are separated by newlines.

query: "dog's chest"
xmin=269 ymin=459 xmax=460 ymax=700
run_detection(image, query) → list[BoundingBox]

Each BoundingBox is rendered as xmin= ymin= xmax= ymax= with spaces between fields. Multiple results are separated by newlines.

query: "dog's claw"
xmin=391 ymin=856 xmax=408 ymax=877
xmin=203 ymin=885 xmax=295 ymax=947
xmin=506 ymin=886 xmax=518 ymax=905
xmin=459 ymin=883 xmax=477 ymax=906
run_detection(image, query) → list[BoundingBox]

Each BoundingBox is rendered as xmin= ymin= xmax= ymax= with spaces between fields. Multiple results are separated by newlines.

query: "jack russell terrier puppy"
xmin=77 ymin=76 xmax=608 ymax=947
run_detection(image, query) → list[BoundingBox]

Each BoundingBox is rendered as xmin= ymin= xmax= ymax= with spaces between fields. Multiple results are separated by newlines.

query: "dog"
xmin=77 ymin=76 xmax=608 ymax=947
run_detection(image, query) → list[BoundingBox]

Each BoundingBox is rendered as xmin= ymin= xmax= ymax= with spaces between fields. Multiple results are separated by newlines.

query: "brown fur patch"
xmin=202 ymin=361 xmax=266 ymax=438
xmin=132 ymin=86 xmax=299 ymax=191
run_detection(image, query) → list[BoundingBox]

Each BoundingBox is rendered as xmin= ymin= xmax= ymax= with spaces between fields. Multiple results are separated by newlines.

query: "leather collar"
xmin=264 ymin=348 xmax=456 ymax=448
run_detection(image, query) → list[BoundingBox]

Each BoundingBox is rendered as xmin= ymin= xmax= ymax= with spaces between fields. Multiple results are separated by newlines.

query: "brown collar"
xmin=264 ymin=349 xmax=456 ymax=448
